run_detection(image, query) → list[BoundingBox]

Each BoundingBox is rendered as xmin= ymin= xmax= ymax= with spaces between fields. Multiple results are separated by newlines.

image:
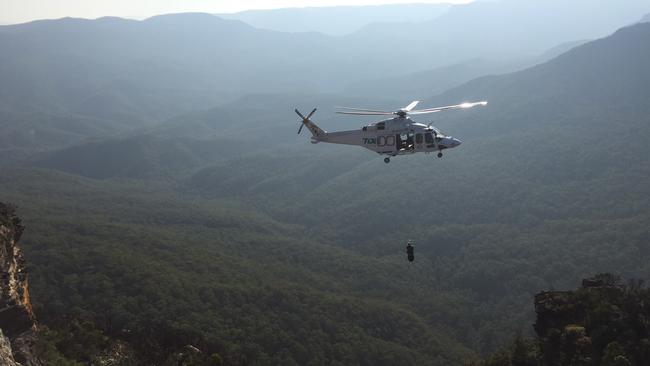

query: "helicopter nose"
xmin=451 ymin=137 xmax=462 ymax=147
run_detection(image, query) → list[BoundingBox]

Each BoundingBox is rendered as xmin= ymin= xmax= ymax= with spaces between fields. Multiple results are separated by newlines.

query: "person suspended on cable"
xmin=406 ymin=240 xmax=414 ymax=262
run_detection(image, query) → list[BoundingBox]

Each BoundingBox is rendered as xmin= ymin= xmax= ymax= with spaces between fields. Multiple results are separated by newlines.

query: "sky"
xmin=0 ymin=0 xmax=473 ymax=25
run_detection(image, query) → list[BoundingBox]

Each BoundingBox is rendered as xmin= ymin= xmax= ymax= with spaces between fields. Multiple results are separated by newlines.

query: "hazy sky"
xmin=0 ymin=0 xmax=473 ymax=25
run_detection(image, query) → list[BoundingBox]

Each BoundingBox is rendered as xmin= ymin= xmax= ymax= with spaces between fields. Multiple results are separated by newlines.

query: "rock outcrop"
xmin=533 ymin=274 xmax=650 ymax=366
xmin=0 ymin=203 xmax=41 ymax=366
xmin=164 ymin=345 xmax=221 ymax=366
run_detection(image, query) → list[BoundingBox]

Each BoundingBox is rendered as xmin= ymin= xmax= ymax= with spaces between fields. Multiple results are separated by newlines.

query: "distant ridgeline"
xmin=476 ymin=274 xmax=650 ymax=366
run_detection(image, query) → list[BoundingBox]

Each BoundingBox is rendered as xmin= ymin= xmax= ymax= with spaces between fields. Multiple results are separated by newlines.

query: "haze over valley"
xmin=1 ymin=0 xmax=650 ymax=365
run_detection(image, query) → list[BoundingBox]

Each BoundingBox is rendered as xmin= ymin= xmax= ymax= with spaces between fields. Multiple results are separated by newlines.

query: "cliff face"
xmin=533 ymin=275 xmax=650 ymax=366
xmin=0 ymin=203 xmax=41 ymax=366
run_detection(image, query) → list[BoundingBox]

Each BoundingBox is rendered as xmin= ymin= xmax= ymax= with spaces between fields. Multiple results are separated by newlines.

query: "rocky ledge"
xmin=0 ymin=203 xmax=41 ymax=366
xmin=534 ymin=274 xmax=650 ymax=366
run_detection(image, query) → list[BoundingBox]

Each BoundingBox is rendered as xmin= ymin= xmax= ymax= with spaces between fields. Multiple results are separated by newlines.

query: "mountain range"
xmin=1 ymin=0 xmax=647 ymax=155
xmin=217 ymin=3 xmax=451 ymax=35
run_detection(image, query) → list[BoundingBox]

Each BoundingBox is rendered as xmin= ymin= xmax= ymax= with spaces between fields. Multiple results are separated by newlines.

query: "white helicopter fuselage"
xmin=313 ymin=117 xmax=461 ymax=157
xmin=295 ymin=100 xmax=484 ymax=163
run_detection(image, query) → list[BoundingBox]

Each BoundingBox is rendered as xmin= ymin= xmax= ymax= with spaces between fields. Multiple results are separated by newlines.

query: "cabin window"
xmin=415 ymin=133 xmax=423 ymax=144
xmin=397 ymin=133 xmax=415 ymax=150
xmin=425 ymin=133 xmax=434 ymax=144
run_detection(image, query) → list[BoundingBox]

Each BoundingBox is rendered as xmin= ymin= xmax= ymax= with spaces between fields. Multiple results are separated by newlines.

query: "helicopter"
xmin=295 ymin=100 xmax=487 ymax=163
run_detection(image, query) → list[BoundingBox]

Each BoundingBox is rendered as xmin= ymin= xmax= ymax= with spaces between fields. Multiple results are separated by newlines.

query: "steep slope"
xmin=423 ymin=22 xmax=650 ymax=138
xmin=0 ymin=203 xmax=40 ymax=366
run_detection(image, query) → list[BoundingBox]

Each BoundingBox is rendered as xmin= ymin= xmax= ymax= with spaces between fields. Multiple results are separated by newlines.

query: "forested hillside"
xmin=181 ymin=23 xmax=650 ymax=353
xmin=1 ymin=169 xmax=478 ymax=365
xmin=0 ymin=3 xmax=649 ymax=366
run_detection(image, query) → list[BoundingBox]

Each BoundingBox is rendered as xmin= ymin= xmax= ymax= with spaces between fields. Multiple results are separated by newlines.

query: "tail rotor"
xmin=296 ymin=108 xmax=317 ymax=134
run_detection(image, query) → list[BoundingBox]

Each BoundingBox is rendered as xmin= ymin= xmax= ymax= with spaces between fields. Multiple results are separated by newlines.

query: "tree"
xmin=601 ymin=342 xmax=631 ymax=366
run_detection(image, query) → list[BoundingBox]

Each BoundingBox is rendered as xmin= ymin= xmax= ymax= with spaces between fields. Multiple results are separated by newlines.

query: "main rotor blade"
xmin=335 ymin=106 xmax=393 ymax=113
xmin=410 ymin=101 xmax=488 ymax=114
xmin=408 ymin=110 xmax=442 ymax=115
xmin=336 ymin=111 xmax=395 ymax=116
xmin=403 ymin=100 xmax=420 ymax=112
